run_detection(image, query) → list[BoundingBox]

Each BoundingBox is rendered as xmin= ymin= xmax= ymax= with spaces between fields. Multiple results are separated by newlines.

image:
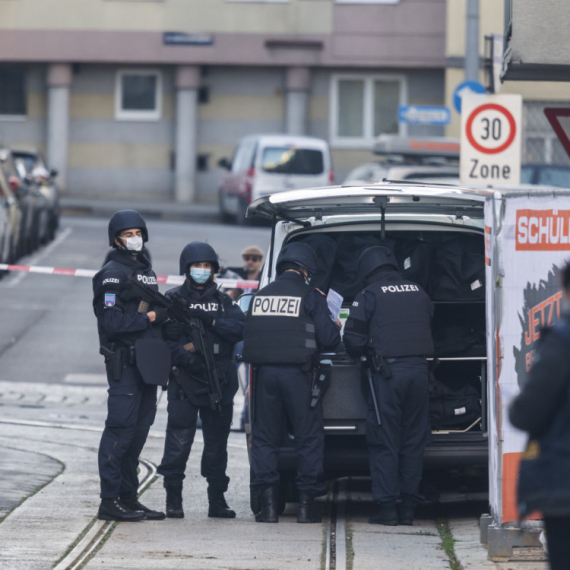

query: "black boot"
xmin=397 ymin=498 xmax=415 ymax=526
xmin=121 ymin=496 xmax=166 ymax=521
xmin=369 ymin=501 xmax=398 ymax=526
xmin=255 ymin=487 xmax=279 ymax=523
xmin=208 ymin=489 xmax=236 ymax=519
xmin=297 ymin=492 xmax=322 ymax=523
xmin=98 ymin=498 xmax=146 ymax=522
xmin=165 ymin=483 xmax=184 ymax=519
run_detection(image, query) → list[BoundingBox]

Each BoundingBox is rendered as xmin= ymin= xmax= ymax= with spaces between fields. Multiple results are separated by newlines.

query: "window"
xmin=330 ymin=74 xmax=407 ymax=148
xmin=261 ymin=147 xmax=324 ymax=175
xmin=115 ymin=70 xmax=162 ymax=121
xmin=0 ymin=67 xmax=26 ymax=118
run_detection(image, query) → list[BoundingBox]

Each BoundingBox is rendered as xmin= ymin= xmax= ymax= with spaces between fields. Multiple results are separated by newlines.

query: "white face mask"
xmin=123 ymin=235 xmax=143 ymax=252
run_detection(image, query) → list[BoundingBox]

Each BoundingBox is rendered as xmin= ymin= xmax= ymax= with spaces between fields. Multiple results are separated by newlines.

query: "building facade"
xmin=0 ymin=0 xmax=446 ymax=202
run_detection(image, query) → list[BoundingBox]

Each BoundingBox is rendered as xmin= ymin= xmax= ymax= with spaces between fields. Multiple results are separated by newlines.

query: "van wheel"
xmin=235 ymin=197 xmax=249 ymax=226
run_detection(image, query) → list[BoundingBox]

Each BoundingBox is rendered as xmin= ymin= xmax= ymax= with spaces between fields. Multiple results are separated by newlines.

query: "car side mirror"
xmin=49 ymin=168 xmax=58 ymax=178
xmin=237 ymin=293 xmax=253 ymax=315
xmin=218 ymin=157 xmax=231 ymax=170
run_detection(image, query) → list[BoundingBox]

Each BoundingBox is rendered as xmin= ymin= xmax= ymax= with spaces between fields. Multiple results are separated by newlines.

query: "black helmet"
xmin=179 ymin=241 xmax=219 ymax=275
xmin=358 ymin=246 xmax=398 ymax=281
xmin=276 ymin=242 xmax=317 ymax=275
xmin=108 ymin=210 xmax=148 ymax=247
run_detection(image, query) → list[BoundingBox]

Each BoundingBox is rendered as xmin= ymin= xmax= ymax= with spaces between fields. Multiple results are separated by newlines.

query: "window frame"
xmin=0 ymin=66 xmax=27 ymax=121
xmin=329 ymin=73 xmax=408 ymax=149
xmin=114 ymin=69 xmax=163 ymax=122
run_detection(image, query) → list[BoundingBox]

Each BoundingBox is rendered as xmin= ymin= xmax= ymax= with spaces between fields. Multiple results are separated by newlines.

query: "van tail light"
xmin=245 ymin=166 xmax=255 ymax=203
xmin=329 ymin=170 xmax=335 ymax=184
xmin=8 ymin=176 xmax=19 ymax=192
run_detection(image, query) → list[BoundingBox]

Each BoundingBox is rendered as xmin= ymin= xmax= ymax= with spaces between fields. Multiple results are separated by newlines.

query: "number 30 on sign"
xmin=460 ymin=94 xmax=522 ymax=185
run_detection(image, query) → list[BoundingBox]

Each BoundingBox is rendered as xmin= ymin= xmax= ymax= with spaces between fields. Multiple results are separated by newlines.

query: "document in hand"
xmin=326 ymin=288 xmax=343 ymax=321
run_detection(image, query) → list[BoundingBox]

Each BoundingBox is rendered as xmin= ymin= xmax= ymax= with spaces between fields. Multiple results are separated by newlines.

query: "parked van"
xmin=218 ymin=135 xmax=333 ymax=225
xmin=239 ymin=182 xmax=491 ymax=512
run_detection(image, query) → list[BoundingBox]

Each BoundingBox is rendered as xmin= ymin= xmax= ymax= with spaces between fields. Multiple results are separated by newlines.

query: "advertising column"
xmin=496 ymin=192 xmax=570 ymax=524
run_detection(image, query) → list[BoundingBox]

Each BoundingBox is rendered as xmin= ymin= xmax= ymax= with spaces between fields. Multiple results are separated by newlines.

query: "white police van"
xmin=241 ymin=181 xmax=491 ymax=512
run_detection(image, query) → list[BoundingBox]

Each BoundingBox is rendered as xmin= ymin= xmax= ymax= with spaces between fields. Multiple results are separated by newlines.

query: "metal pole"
xmin=465 ymin=0 xmax=480 ymax=82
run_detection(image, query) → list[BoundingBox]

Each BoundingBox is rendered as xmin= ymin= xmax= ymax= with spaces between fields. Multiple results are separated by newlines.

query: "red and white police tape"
xmin=0 ymin=263 xmax=259 ymax=289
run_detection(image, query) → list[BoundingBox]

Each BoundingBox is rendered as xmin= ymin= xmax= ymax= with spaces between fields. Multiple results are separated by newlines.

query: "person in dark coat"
xmin=343 ymin=246 xmax=434 ymax=526
xmin=509 ymin=262 xmax=570 ymax=570
xmin=243 ymin=242 xmax=341 ymax=523
xmin=157 ymin=242 xmax=245 ymax=519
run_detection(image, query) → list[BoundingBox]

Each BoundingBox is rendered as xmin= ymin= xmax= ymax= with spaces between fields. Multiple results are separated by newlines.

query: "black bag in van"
xmin=394 ymin=239 xmax=433 ymax=292
xmin=429 ymin=375 xmax=481 ymax=429
xmin=329 ymin=235 xmax=394 ymax=299
xmin=431 ymin=236 xmax=485 ymax=301
xmin=433 ymin=325 xmax=486 ymax=357
xmin=294 ymin=234 xmax=338 ymax=292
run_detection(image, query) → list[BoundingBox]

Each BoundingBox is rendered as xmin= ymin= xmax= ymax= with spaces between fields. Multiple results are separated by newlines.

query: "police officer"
xmin=243 ymin=242 xmax=341 ymax=523
xmin=92 ymin=210 xmax=170 ymax=522
xmin=157 ymin=242 xmax=244 ymax=519
xmin=343 ymin=246 xmax=434 ymax=526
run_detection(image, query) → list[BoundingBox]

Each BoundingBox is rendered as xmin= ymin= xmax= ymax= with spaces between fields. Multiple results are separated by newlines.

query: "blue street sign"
xmin=398 ymin=105 xmax=451 ymax=126
xmin=453 ymin=81 xmax=486 ymax=113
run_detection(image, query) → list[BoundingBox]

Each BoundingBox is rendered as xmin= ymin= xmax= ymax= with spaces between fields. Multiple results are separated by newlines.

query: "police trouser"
xmin=99 ymin=364 xmax=157 ymax=499
xmin=367 ymin=356 xmax=430 ymax=505
xmin=250 ymin=365 xmax=326 ymax=498
xmin=157 ymin=380 xmax=233 ymax=493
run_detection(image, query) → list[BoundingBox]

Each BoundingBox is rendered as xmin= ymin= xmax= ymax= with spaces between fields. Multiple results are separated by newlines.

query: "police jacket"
xmin=344 ymin=268 xmax=434 ymax=359
xmin=92 ymin=249 xmax=163 ymax=347
xmin=243 ymin=270 xmax=341 ymax=366
xmin=167 ymin=280 xmax=245 ymax=406
xmin=509 ymin=316 xmax=570 ymax=517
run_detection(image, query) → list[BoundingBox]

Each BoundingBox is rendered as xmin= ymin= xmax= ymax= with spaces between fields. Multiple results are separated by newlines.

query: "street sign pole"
xmin=460 ymin=94 xmax=522 ymax=185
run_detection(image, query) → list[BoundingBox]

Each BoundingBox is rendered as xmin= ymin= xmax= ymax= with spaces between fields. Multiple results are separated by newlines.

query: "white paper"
xmin=326 ymin=288 xmax=344 ymax=321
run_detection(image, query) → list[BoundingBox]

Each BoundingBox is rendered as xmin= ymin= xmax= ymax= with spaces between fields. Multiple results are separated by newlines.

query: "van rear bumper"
xmin=276 ymin=434 xmax=488 ymax=477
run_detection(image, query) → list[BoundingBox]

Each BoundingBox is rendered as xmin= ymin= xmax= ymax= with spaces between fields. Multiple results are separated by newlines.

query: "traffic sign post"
xmin=460 ymin=94 xmax=522 ymax=185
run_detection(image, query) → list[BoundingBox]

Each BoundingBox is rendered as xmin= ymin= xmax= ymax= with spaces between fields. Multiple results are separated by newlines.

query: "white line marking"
xmin=6 ymin=227 xmax=73 ymax=288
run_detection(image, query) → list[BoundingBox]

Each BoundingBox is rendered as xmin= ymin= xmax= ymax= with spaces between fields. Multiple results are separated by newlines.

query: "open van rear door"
xmin=247 ymin=184 xmax=492 ymax=222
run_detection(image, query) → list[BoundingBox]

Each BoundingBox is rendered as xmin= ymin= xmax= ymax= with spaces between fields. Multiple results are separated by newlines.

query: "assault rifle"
xmin=123 ymin=276 xmax=224 ymax=412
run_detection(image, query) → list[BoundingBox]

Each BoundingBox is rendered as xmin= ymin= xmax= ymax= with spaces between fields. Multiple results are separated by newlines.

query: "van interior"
xmin=288 ymin=223 xmax=487 ymax=436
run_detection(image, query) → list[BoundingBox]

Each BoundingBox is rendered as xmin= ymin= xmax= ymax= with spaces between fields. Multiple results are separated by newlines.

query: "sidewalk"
xmin=60 ymin=196 xmax=220 ymax=223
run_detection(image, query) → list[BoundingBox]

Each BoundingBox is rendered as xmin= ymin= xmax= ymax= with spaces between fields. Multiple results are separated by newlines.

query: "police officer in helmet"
xmin=92 ymin=210 xmax=170 ymax=522
xmin=243 ymin=242 xmax=341 ymax=523
xmin=157 ymin=242 xmax=244 ymax=519
xmin=344 ymin=246 xmax=434 ymax=526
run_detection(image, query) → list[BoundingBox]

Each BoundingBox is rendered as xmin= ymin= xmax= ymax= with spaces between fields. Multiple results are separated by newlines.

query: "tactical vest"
xmin=366 ymin=276 xmax=434 ymax=358
xmin=92 ymin=258 xmax=161 ymax=348
xmin=166 ymin=285 xmax=232 ymax=361
xmin=243 ymin=277 xmax=317 ymax=365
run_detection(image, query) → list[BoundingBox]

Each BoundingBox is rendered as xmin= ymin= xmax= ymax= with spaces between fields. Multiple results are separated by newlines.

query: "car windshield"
xmin=14 ymin=155 xmax=36 ymax=173
xmin=261 ymin=147 xmax=324 ymax=175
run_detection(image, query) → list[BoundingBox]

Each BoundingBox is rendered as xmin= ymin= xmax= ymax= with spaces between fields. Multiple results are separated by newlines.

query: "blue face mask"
xmin=190 ymin=267 xmax=211 ymax=284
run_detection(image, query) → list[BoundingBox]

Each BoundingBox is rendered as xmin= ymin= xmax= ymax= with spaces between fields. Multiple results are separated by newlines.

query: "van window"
xmin=232 ymin=139 xmax=257 ymax=173
xmin=261 ymin=147 xmax=324 ymax=175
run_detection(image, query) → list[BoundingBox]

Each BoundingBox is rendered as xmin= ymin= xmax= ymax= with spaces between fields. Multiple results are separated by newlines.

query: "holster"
xmin=99 ymin=344 xmax=133 ymax=381
xmin=369 ymin=352 xmax=392 ymax=380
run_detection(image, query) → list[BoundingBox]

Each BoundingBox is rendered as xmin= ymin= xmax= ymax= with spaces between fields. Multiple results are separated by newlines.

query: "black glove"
xmin=164 ymin=320 xmax=183 ymax=341
xmin=187 ymin=308 xmax=215 ymax=328
xmin=153 ymin=307 xmax=169 ymax=326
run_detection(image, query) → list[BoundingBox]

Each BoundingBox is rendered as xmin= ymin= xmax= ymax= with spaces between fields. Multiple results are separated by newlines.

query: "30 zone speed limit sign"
xmin=460 ymin=94 xmax=522 ymax=185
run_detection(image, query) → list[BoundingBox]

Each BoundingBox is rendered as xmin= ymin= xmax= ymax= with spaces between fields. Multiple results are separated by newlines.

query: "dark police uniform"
xmin=93 ymin=242 xmax=169 ymax=515
xmin=343 ymin=246 xmax=433 ymax=525
xmin=243 ymin=242 xmax=341 ymax=522
xmin=157 ymin=280 xmax=244 ymax=504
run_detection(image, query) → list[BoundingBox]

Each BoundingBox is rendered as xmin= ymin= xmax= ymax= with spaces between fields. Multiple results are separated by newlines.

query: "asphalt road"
xmin=0 ymin=216 xmax=271 ymax=386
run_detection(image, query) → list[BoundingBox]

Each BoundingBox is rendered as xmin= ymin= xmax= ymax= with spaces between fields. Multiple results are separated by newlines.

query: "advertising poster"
xmin=495 ymin=193 xmax=570 ymax=524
